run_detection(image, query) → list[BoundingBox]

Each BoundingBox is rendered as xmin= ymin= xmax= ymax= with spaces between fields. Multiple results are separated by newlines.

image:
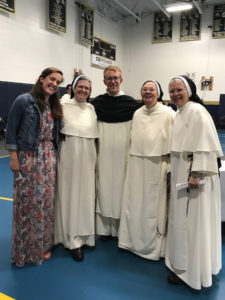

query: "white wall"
xmin=0 ymin=0 xmax=124 ymax=97
xmin=0 ymin=0 xmax=224 ymax=102
xmin=122 ymin=5 xmax=225 ymax=102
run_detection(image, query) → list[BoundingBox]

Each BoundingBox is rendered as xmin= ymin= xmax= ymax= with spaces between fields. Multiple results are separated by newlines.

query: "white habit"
xmin=165 ymin=101 xmax=223 ymax=289
xmin=119 ymin=103 xmax=175 ymax=260
xmin=60 ymin=93 xmax=71 ymax=103
xmin=96 ymin=120 xmax=132 ymax=236
xmin=54 ymin=98 xmax=98 ymax=249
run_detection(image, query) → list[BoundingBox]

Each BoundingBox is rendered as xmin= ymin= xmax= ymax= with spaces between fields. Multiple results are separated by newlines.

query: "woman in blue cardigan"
xmin=6 ymin=67 xmax=63 ymax=267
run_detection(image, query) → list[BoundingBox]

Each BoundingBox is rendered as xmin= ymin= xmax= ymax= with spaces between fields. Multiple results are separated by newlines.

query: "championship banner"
xmin=91 ymin=37 xmax=116 ymax=69
xmin=180 ymin=9 xmax=201 ymax=41
xmin=153 ymin=12 xmax=172 ymax=43
xmin=0 ymin=0 xmax=15 ymax=14
xmin=80 ymin=2 xmax=94 ymax=46
xmin=212 ymin=3 xmax=225 ymax=38
xmin=48 ymin=0 xmax=66 ymax=34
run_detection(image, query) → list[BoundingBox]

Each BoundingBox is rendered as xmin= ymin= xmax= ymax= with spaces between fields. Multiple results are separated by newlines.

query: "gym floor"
xmin=0 ymin=133 xmax=225 ymax=300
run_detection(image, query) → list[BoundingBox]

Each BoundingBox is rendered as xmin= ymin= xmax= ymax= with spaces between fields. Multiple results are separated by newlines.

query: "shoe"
xmin=100 ymin=235 xmax=111 ymax=241
xmin=71 ymin=247 xmax=84 ymax=262
xmin=167 ymin=274 xmax=184 ymax=285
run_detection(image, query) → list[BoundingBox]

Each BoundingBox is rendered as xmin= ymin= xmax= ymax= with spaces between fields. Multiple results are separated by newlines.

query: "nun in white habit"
xmin=165 ymin=76 xmax=222 ymax=289
xmin=54 ymin=75 xmax=98 ymax=261
xmin=118 ymin=80 xmax=175 ymax=260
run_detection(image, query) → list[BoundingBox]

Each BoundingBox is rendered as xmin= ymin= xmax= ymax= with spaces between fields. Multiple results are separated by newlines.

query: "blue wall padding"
xmin=0 ymin=80 xmax=223 ymax=120
xmin=0 ymin=81 xmax=66 ymax=119
xmin=218 ymin=94 xmax=225 ymax=117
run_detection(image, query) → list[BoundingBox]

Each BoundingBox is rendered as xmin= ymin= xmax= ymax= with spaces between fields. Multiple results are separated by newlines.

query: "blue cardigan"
xmin=5 ymin=93 xmax=60 ymax=151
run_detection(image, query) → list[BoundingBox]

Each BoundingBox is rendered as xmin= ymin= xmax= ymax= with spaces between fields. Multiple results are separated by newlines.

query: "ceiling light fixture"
xmin=165 ymin=2 xmax=193 ymax=13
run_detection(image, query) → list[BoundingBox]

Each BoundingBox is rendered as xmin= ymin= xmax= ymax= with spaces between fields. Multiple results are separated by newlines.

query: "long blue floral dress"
xmin=11 ymin=106 xmax=56 ymax=267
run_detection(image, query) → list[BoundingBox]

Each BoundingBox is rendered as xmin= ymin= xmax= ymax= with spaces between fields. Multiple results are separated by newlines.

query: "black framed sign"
xmin=91 ymin=37 xmax=116 ymax=60
xmin=91 ymin=37 xmax=116 ymax=69
xmin=180 ymin=9 xmax=201 ymax=41
xmin=80 ymin=2 xmax=94 ymax=46
xmin=48 ymin=0 xmax=66 ymax=34
xmin=0 ymin=0 xmax=15 ymax=14
xmin=153 ymin=12 xmax=172 ymax=43
xmin=212 ymin=3 xmax=225 ymax=38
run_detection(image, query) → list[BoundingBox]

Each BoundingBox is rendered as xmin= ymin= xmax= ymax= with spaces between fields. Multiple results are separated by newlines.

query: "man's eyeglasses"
xmin=104 ymin=76 xmax=121 ymax=81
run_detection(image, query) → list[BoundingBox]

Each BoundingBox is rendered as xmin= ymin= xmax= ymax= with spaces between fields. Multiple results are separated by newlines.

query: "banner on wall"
xmin=91 ymin=37 xmax=116 ymax=69
xmin=153 ymin=12 xmax=172 ymax=43
xmin=80 ymin=2 xmax=94 ymax=46
xmin=180 ymin=9 xmax=201 ymax=41
xmin=91 ymin=37 xmax=116 ymax=60
xmin=0 ymin=0 xmax=15 ymax=14
xmin=91 ymin=54 xmax=115 ymax=69
xmin=212 ymin=3 xmax=225 ymax=38
xmin=48 ymin=0 xmax=66 ymax=34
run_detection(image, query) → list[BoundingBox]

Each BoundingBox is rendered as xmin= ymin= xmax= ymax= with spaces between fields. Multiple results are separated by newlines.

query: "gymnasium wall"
xmin=0 ymin=0 xmax=225 ymax=118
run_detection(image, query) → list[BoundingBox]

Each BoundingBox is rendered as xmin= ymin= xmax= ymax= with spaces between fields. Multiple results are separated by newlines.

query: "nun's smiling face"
xmin=169 ymin=79 xmax=189 ymax=108
xmin=141 ymin=82 xmax=158 ymax=109
xmin=74 ymin=80 xmax=91 ymax=102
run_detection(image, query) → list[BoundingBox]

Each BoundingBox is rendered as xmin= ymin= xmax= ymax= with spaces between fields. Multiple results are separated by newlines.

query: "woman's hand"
xmin=188 ymin=172 xmax=200 ymax=189
xmin=9 ymin=151 xmax=19 ymax=172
